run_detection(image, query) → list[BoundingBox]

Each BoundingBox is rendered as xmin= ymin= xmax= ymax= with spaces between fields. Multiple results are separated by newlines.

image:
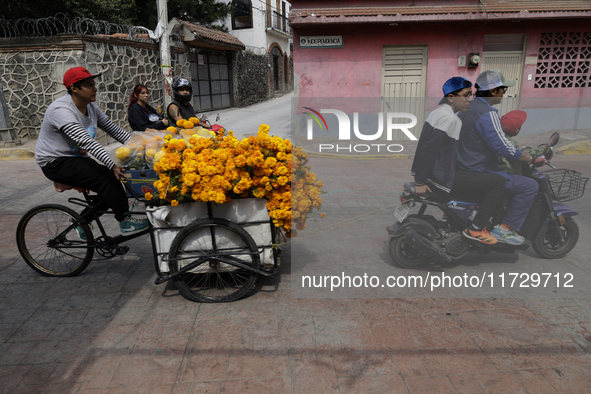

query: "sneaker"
xmin=120 ymin=215 xmax=150 ymax=235
xmin=69 ymin=219 xmax=86 ymax=242
xmin=491 ymin=225 xmax=525 ymax=245
xmin=462 ymin=227 xmax=498 ymax=245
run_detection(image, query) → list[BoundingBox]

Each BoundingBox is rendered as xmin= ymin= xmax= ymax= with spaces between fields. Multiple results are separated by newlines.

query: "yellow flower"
xmin=144 ymin=192 xmax=153 ymax=201
xmin=176 ymin=119 xmax=185 ymax=127
xmin=171 ymin=200 xmax=179 ymax=207
xmin=115 ymin=146 xmax=130 ymax=160
xmin=234 ymin=155 xmax=247 ymax=167
xmin=166 ymin=126 xmax=177 ymax=134
xmin=149 ymin=124 xmax=324 ymax=235
xmin=189 ymin=117 xmax=200 ymax=125
xmin=264 ymin=157 xmax=277 ymax=168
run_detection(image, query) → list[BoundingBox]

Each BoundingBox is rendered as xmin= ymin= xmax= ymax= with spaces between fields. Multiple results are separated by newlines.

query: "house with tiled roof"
xmin=290 ymin=0 xmax=591 ymax=135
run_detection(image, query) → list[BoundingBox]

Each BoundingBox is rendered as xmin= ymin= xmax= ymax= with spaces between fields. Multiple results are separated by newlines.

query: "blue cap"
xmin=442 ymin=77 xmax=472 ymax=97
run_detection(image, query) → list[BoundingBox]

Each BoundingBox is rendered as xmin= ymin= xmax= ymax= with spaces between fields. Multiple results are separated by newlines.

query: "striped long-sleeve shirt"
xmin=36 ymin=94 xmax=130 ymax=169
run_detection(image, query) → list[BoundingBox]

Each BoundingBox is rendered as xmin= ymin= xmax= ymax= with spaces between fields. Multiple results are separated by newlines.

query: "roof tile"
xmin=178 ymin=20 xmax=245 ymax=50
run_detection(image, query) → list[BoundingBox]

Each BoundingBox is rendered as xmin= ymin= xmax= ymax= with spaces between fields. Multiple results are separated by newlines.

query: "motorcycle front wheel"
xmin=389 ymin=236 xmax=430 ymax=268
xmin=532 ymin=217 xmax=579 ymax=259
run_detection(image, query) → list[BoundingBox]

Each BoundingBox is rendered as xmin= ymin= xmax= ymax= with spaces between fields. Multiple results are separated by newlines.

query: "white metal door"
xmin=381 ymin=45 xmax=428 ymax=140
xmin=480 ymin=51 xmax=525 ymax=116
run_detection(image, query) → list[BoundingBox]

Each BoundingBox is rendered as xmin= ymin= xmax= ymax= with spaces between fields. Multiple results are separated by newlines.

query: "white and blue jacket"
xmin=411 ymin=104 xmax=462 ymax=193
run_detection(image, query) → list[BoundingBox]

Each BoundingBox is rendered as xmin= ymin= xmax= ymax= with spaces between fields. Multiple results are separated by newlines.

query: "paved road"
xmin=205 ymin=93 xmax=293 ymax=140
xmin=2 ymin=154 xmax=591 ymax=392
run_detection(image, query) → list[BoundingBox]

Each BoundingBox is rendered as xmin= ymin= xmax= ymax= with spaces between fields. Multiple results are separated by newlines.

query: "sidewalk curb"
xmin=0 ymin=148 xmax=35 ymax=160
xmin=555 ymin=140 xmax=591 ymax=155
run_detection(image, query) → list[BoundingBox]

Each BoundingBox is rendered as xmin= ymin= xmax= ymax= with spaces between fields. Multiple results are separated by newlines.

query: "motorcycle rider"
xmin=167 ymin=76 xmax=211 ymax=128
xmin=457 ymin=70 xmax=546 ymax=245
xmin=167 ymin=76 xmax=196 ymax=124
xmin=412 ymin=76 xmax=506 ymax=245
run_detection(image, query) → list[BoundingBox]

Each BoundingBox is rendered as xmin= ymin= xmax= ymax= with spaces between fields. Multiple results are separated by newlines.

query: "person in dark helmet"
xmin=165 ymin=77 xmax=196 ymax=124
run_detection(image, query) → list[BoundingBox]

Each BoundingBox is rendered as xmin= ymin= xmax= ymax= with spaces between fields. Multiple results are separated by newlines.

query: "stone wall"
xmin=233 ymin=50 xmax=270 ymax=107
xmin=0 ymin=35 xmax=293 ymax=141
xmin=0 ymin=37 xmax=189 ymax=144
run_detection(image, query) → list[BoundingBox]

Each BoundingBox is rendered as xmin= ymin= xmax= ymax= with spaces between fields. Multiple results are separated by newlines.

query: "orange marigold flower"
xmin=234 ymin=155 xmax=247 ymax=167
xmin=171 ymin=200 xmax=179 ymax=207
xmin=144 ymin=192 xmax=153 ymax=201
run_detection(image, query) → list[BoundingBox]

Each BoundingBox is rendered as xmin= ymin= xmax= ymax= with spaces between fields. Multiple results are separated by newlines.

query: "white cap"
xmin=475 ymin=69 xmax=516 ymax=91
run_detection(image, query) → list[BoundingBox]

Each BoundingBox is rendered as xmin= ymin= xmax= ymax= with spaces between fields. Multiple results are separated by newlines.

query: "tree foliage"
xmin=3 ymin=0 xmax=231 ymax=31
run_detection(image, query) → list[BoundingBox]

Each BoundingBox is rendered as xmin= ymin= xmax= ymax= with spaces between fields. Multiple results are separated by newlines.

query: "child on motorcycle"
xmin=499 ymin=110 xmax=549 ymax=175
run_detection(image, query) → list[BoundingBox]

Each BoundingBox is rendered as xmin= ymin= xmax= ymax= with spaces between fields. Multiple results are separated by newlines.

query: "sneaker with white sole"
xmin=491 ymin=225 xmax=525 ymax=245
xmin=69 ymin=219 xmax=87 ymax=241
xmin=120 ymin=215 xmax=150 ymax=235
xmin=462 ymin=227 xmax=498 ymax=245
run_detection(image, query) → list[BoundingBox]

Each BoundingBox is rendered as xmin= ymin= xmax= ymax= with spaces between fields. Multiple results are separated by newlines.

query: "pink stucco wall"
xmin=294 ymin=19 xmax=591 ymax=108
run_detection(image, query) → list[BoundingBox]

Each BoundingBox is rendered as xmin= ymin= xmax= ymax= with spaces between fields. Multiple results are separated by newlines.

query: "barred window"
xmin=535 ymin=32 xmax=591 ymax=89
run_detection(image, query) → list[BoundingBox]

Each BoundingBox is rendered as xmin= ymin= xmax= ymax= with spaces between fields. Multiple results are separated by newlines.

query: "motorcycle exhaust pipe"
xmin=403 ymin=230 xmax=452 ymax=264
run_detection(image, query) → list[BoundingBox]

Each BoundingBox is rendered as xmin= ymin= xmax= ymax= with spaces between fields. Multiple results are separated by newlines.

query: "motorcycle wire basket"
xmin=543 ymin=169 xmax=589 ymax=202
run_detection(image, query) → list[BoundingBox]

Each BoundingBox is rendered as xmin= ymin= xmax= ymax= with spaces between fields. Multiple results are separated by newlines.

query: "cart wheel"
xmin=168 ymin=218 xmax=260 ymax=302
xmin=16 ymin=204 xmax=94 ymax=277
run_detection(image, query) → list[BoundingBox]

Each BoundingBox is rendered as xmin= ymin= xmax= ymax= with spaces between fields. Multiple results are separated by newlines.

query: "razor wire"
xmin=0 ymin=13 xmax=157 ymax=43
xmin=245 ymin=45 xmax=267 ymax=55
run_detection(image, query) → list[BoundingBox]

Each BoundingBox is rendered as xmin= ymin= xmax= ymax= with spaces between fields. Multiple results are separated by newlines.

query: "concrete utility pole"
xmin=157 ymin=0 xmax=173 ymax=108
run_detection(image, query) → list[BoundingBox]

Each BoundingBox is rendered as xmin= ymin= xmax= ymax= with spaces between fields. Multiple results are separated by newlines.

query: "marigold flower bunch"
xmin=149 ymin=124 xmax=324 ymax=236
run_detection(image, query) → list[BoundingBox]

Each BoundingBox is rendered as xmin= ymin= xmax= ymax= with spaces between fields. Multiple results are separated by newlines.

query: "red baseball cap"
xmin=501 ymin=110 xmax=527 ymax=137
xmin=63 ymin=67 xmax=102 ymax=88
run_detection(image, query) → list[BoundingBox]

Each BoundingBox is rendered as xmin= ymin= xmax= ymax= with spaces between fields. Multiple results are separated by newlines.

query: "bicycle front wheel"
xmin=168 ymin=218 xmax=260 ymax=303
xmin=16 ymin=204 xmax=94 ymax=277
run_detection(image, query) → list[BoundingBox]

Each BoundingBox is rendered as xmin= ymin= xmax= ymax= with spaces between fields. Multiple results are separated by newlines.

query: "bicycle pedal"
xmin=116 ymin=246 xmax=130 ymax=255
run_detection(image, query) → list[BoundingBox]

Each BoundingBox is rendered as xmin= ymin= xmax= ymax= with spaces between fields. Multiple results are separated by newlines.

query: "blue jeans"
xmin=502 ymin=174 xmax=539 ymax=231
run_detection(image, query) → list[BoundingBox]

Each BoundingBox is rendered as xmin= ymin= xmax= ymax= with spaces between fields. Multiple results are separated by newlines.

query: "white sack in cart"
xmin=146 ymin=198 xmax=275 ymax=273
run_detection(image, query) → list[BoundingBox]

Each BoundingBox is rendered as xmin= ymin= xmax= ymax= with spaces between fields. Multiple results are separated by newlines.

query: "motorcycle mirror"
xmin=545 ymin=147 xmax=554 ymax=162
xmin=548 ymin=132 xmax=560 ymax=147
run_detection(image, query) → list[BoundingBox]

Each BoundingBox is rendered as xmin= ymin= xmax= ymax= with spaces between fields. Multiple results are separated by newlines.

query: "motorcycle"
xmin=387 ymin=132 xmax=589 ymax=268
xmin=196 ymin=113 xmax=225 ymax=135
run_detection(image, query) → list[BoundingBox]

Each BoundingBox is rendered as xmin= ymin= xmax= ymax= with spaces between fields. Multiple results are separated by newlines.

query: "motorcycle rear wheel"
xmin=532 ymin=217 xmax=579 ymax=259
xmin=389 ymin=236 xmax=430 ymax=268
